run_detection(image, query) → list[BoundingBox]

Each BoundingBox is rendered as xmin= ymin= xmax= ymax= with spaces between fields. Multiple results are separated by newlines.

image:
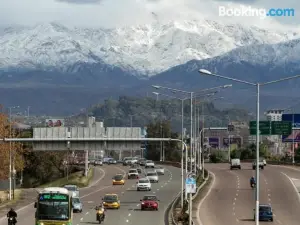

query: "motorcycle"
xmin=95 ymin=207 xmax=105 ymax=224
xmin=8 ymin=217 xmax=16 ymax=225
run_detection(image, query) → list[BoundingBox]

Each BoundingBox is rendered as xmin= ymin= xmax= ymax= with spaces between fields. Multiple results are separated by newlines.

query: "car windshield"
xmin=65 ymin=186 xmax=76 ymax=191
xmin=147 ymin=172 xmax=156 ymax=176
xmin=143 ymin=196 xmax=157 ymax=201
xmin=72 ymin=198 xmax=80 ymax=204
xmin=114 ymin=175 xmax=123 ymax=180
xmin=259 ymin=206 xmax=271 ymax=212
xmin=139 ymin=180 xmax=149 ymax=183
xmin=129 ymin=170 xmax=137 ymax=173
xmin=103 ymin=195 xmax=118 ymax=201
xmin=38 ymin=199 xmax=69 ymax=220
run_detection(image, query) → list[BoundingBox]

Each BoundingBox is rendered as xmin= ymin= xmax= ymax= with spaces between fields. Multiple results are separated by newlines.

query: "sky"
xmin=0 ymin=0 xmax=298 ymax=29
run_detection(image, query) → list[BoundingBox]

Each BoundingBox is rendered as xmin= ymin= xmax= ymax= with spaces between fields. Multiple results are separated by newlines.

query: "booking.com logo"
xmin=219 ymin=6 xmax=295 ymax=19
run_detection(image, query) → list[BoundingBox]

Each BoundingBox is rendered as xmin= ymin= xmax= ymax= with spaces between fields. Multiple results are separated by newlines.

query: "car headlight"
xmin=40 ymin=223 xmax=44 ymax=225
xmin=113 ymin=180 xmax=115 ymax=182
xmin=103 ymin=202 xmax=106 ymax=204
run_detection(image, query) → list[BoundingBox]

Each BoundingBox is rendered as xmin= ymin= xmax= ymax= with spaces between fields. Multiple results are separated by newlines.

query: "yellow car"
xmin=112 ymin=174 xmax=125 ymax=185
xmin=102 ymin=194 xmax=120 ymax=209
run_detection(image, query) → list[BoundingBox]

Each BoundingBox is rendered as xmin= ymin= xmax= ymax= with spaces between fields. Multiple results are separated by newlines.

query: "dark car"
xmin=140 ymin=195 xmax=159 ymax=211
xmin=254 ymin=204 xmax=273 ymax=221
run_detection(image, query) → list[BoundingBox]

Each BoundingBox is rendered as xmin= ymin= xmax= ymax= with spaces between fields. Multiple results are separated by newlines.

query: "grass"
xmin=38 ymin=168 xmax=94 ymax=188
xmin=0 ymin=189 xmax=22 ymax=207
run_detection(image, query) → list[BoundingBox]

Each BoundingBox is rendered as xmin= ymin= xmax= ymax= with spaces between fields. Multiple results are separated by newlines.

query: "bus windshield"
xmin=37 ymin=194 xmax=70 ymax=220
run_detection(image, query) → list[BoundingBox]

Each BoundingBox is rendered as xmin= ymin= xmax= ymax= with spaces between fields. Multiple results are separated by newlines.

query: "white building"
xmin=265 ymin=109 xmax=285 ymax=155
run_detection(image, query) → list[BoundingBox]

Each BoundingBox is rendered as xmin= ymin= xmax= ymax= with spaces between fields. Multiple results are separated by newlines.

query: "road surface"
xmin=198 ymin=163 xmax=300 ymax=225
xmin=0 ymin=164 xmax=181 ymax=225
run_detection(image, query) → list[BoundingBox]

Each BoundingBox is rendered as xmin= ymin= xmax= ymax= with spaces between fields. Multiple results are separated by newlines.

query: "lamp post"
xmin=199 ymin=68 xmax=300 ymax=225
xmin=152 ymin=92 xmax=188 ymax=207
xmin=152 ymin=84 xmax=232 ymax=174
xmin=8 ymin=106 xmax=19 ymax=200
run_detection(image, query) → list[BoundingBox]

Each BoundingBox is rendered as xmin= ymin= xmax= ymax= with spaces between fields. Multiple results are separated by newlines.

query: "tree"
xmin=145 ymin=120 xmax=180 ymax=162
xmin=0 ymin=109 xmax=24 ymax=179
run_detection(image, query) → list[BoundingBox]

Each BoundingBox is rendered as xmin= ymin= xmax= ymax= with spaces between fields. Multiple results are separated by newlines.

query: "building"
xmin=264 ymin=109 xmax=285 ymax=155
xmin=265 ymin=109 xmax=284 ymax=121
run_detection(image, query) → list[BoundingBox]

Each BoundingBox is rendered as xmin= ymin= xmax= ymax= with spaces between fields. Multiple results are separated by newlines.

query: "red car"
xmin=140 ymin=195 xmax=159 ymax=211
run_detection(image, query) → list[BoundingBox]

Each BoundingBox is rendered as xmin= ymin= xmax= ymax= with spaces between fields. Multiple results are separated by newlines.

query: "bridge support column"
xmin=84 ymin=150 xmax=89 ymax=177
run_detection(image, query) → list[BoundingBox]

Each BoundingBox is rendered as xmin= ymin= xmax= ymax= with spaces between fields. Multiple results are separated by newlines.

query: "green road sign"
xmin=249 ymin=121 xmax=271 ymax=135
xmin=271 ymin=121 xmax=292 ymax=135
xmin=249 ymin=121 xmax=292 ymax=135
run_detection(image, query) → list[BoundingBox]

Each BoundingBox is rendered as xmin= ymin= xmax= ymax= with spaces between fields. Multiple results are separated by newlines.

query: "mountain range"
xmin=1 ymin=20 xmax=300 ymax=115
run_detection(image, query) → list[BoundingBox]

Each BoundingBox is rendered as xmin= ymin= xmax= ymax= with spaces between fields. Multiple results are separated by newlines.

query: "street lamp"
xmin=152 ymin=91 xmax=188 ymax=207
xmin=199 ymin=68 xmax=300 ymax=225
xmin=8 ymin=106 xmax=20 ymax=200
xmin=152 ymin=84 xmax=232 ymax=174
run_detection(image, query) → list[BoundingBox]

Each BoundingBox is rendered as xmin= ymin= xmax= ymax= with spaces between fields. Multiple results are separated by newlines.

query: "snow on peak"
xmin=0 ymin=20 xmax=299 ymax=76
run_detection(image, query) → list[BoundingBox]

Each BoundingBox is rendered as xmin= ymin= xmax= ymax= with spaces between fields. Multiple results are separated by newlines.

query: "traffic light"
xmin=228 ymin=124 xmax=234 ymax=132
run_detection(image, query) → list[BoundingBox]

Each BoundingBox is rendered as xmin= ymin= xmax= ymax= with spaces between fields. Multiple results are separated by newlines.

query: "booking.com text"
xmin=219 ymin=6 xmax=295 ymax=19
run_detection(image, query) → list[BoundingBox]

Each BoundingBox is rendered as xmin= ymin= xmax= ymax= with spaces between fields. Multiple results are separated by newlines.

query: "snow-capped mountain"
xmin=1 ymin=20 xmax=300 ymax=77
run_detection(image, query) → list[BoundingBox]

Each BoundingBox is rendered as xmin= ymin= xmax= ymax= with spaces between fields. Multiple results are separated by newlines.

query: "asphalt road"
xmin=77 ymin=165 xmax=181 ymax=225
xmin=0 ymin=164 xmax=181 ymax=225
xmin=198 ymin=163 xmax=300 ymax=225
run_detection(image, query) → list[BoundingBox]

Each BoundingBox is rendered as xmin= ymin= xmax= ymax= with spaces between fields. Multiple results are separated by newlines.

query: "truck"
xmin=252 ymin=160 xmax=264 ymax=170
xmin=230 ymin=158 xmax=241 ymax=170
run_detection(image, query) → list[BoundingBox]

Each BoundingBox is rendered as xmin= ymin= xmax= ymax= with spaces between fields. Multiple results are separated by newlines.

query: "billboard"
xmin=223 ymin=137 xmax=242 ymax=148
xmin=45 ymin=119 xmax=65 ymax=127
xmin=204 ymin=137 xmax=220 ymax=148
xmin=282 ymin=114 xmax=300 ymax=142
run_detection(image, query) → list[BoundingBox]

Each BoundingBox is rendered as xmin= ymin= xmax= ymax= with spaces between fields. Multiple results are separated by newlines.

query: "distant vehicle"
xmin=113 ymin=174 xmax=125 ymax=185
xmin=108 ymin=159 xmax=117 ymax=164
xmin=103 ymin=157 xmax=113 ymax=164
xmin=260 ymin=158 xmax=267 ymax=166
xmin=155 ymin=166 xmax=165 ymax=175
xmin=230 ymin=159 xmax=241 ymax=170
xmin=128 ymin=169 xmax=139 ymax=179
xmin=145 ymin=160 xmax=155 ymax=168
xmin=64 ymin=184 xmax=79 ymax=197
xmin=252 ymin=160 xmax=264 ymax=170
xmin=123 ymin=157 xmax=133 ymax=166
xmin=140 ymin=195 xmax=159 ymax=210
xmin=136 ymin=178 xmax=151 ymax=191
xmin=146 ymin=171 xmax=159 ymax=183
xmin=137 ymin=168 xmax=142 ymax=174
xmin=94 ymin=160 xmax=103 ymax=166
xmin=72 ymin=197 xmax=83 ymax=213
xmin=254 ymin=204 xmax=273 ymax=221
xmin=139 ymin=160 xmax=146 ymax=166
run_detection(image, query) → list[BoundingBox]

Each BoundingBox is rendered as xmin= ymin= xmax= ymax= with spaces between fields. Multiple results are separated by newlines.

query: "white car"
xmin=145 ymin=160 xmax=155 ymax=168
xmin=128 ymin=169 xmax=139 ymax=179
xmin=136 ymin=178 xmax=151 ymax=191
xmin=146 ymin=171 xmax=159 ymax=183
xmin=155 ymin=166 xmax=165 ymax=175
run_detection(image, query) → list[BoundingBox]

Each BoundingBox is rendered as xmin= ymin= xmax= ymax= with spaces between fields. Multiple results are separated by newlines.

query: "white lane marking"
xmin=87 ymin=201 xmax=93 ymax=203
xmin=80 ymin=167 xmax=106 ymax=190
xmin=80 ymin=218 xmax=83 ymax=221
xmin=122 ymin=192 xmax=124 ymax=194
xmin=128 ymin=213 xmax=131 ymax=216
xmin=153 ymin=192 xmax=156 ymax=194
xmin=161 ymin=186 xmax=163 ymax=188
xmin=196 ymin=172 xmax=215 ymax=225
xmin=281 ymin=172 xmax=300 ymax=202
xmin=157 ymin=189 xmax=159 ymax=191
xmin=85 ymin=212 xmax=89 ymax=215
xmin=277 ymin=219 xmax=282 ymax=224
xmin=233 ymin=202 xmax=235 ymax=205
xmin=236 ymin=193 xmax=238 ymax=196
xmin=126 ymin=219 xmax=129 ymax=222
xmin=127 ymin=188 xmax=130 ymax=190
xmin=136 ymin=204 xmax=139 ymax=206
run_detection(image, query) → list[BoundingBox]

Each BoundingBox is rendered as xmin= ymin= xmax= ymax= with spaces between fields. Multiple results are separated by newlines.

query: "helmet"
xmin=251 ymin=176 xmax=254 ymax=179
xmin=10 ymin=208 xmax=14 ymax=211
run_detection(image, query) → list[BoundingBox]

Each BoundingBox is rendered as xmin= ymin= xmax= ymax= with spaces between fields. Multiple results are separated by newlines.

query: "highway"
xmin=0 ymin=164 xmax=181 ymax=225
xmin=198 ymin=163 xmax=300 ymax=225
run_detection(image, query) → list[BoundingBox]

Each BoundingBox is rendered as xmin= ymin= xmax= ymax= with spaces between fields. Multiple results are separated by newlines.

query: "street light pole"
xmin=190 ymin=92 xmax=193 ymax=172
xmin=199 ymin=69 xmax=300 ymax=225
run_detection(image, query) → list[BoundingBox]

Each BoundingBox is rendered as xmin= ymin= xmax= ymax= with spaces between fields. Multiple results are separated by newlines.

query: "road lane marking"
xmin=236 ymin=193 xmax=238 ymax=196
xmin=196 ymin=171 xmax=215 ymax=225
xmin=80 ymin=167 xmax=106 ymax=190
xmin=80 ymin=218 xmax=83 ymax=221
xmin=126 ymin=219 xmax=129 ymax=222
xmin=157 ymin=189 xmax=159 ymax=191
xmin=281 ymin=172 xmax=300 ymax=202
xmin=161 ymin=186 xmax=163 ymax=188
xmin=87 ymin=201 xmax=93 ymax=203
xmin=128 ymin=213 xmax=131 ymax=216
xmin=85 ymin=212 xmax=89 ymax=215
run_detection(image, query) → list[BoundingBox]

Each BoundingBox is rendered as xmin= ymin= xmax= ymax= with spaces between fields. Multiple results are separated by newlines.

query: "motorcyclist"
xmin=96 ymin=203 xmax=105 ymax=220
xmin=7 ymin=208 xmax=17 ymax=223
xmin=250 ymin=176 xmax=256 ymax=186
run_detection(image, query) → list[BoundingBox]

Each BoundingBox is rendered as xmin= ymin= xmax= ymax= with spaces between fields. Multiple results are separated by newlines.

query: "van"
xmin=230 ymin=158 xmax=241 ymax=170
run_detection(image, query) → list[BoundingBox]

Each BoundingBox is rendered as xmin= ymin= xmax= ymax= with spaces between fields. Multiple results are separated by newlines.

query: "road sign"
xmin=250 ymin=121 xmax=292 ymax=135
xmin=282 ymin=114 xmax=300 ymax=142
xmin=249 ymin=121 xmax=271 ymax=135
xmin=185 ymin=177 xmax=196 ymax=194
xmin=271 ymin=121 xmax=292 ymax=135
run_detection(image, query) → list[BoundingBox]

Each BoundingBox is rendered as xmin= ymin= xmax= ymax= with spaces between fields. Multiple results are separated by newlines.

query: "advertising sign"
xmin=282 ymin=114 xmax=300 ymax=142
xmin=185 ymin=177 xmax=196 ymax=194
xmin=207 ymin=137 xmax=220 ymax=148
xmin=223 ymin=137 xmax=242 ymax=148
xmin=45 ymin=119 xmax=64 ymax=127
